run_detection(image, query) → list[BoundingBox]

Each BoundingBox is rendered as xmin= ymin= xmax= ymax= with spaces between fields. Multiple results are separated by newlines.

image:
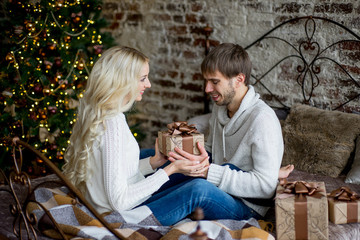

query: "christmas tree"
xmin=0 ymin=0 xmax=115 ymax=175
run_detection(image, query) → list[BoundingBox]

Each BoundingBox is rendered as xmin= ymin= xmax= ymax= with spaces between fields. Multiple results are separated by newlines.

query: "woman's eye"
xmin=140 ymin=78 xmax=146 ymax=82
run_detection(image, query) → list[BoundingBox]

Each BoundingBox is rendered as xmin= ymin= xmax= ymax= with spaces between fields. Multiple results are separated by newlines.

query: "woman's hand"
xmin=149 ymin=138 xmax=168 ymax=170
xmin=165 ymin=142 xmax=210 ymax=178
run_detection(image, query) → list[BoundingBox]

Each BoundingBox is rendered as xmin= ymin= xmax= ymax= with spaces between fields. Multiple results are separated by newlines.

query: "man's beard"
xmin=216 ymin=81 xmax=235 ymax=106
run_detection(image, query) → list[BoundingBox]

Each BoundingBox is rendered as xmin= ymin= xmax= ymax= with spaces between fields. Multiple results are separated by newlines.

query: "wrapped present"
xmin=328 ymin=187 xmax=360 ymax=224
xmin=275 ymin=181 xmax=328 ymax=240
xmin=158 ymin=121 xmax=204 ymax=156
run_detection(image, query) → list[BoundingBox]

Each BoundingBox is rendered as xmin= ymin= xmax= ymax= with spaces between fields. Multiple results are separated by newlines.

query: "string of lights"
xmin=0 ymin=0 xmax=114 ymax=175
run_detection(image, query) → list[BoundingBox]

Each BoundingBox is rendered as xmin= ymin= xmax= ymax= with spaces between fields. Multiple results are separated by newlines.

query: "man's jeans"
xmin=139 ymin=149 xmax=261 ymax=226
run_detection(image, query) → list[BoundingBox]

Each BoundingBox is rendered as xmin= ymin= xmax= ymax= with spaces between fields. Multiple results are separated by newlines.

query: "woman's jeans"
xmin=139 ymin=149 xmax=261 ymax=226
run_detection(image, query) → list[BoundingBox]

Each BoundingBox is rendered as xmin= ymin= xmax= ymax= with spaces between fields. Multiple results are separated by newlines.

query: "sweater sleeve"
xmin=139 ymin=157 xmax=156 ymax=176
xmin=207 ymin=111 xmax=283 ymax=199
xmin=102 ymin=115 xmax=169 ymax=211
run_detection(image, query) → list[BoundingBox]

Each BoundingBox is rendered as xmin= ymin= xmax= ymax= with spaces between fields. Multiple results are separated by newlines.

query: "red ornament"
xmin=48 ymin=106 xmax=57 ymax=114
xmin=30 ymin=112 xmax=38 ymax=121
xmin=94 ymin=45 xmax=103 ymax=54
xmin=34 ymin=83 xmax=42 ymax=93
xmin=54 ymin=57 xmax=62 ymax=67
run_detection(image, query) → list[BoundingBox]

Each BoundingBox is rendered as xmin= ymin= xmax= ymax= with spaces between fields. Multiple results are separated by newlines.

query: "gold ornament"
xmin=39 ymin=49 xmax=46 ymax=57
xmin=77 ymin=62 xmax=84 ymax=70
xmin=43 ymin=88 xmax=51 ymax=95
xmin=26 ymin=22 xmax=35 ymax=32
xmin=6 ymin=53 xmax=14 ymax=63
xmin=48 ymin=43 xmax=56 ymax=51
xmin=74 ymin=16 xmax=81 ymax=23
xmin=64 ymin=35 xmax=71 ymax=42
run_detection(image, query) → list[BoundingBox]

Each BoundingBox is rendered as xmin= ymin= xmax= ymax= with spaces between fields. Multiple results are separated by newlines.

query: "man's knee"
xmin=186 ymin=178 xmax=217 ymax=195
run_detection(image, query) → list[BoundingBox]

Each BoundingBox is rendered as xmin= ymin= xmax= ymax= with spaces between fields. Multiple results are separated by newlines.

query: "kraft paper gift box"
xmin=275 ymin=181 xmax=328 ymax=240
xmin=158 ymin=121 xmax=204 ymax=157
xmin=328 ymin=187 xmax=360 ymax=224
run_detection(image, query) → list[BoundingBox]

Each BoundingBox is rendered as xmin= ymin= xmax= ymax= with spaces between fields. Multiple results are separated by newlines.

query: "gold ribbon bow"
xmin=39 ymin=128 xmax=60 ymax=144
xmin=329 ymin=187 xmax=359 ymax=201
xmin=167 ymin=121 xmax=198 ymax=135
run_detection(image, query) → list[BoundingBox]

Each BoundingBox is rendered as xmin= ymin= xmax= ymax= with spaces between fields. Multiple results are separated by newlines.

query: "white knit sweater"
xmin=84 ymin=113 xmax=169 ymax=214
xmin=205 ymin=85 xmax=284 ymax=216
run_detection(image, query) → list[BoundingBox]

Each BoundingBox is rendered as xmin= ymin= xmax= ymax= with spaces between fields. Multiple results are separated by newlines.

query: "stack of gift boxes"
xmin=275 ymin=181 xmax=360 ymax=240
xmin=158 ymin=122 xmax=359 ymax=240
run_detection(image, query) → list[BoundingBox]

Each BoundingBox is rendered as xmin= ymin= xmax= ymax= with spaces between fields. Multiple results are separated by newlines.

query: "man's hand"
xmin=167 ymin=142 xmax=210 ymax=178
xmin=149 ymin=138 xmax=168 ymax=170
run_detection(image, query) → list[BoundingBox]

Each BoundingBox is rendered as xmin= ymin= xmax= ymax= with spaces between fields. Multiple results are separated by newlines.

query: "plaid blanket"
xmin=27 ymin=186 xmax=275 ymax=240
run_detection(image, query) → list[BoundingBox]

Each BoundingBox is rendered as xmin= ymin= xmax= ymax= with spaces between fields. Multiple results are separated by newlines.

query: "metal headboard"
xmin=203 ymin=16 xmax=360 ymax=112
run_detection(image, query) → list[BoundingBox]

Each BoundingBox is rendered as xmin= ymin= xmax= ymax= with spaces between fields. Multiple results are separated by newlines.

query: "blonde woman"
xmin=62 ymin=46 xmax=222 ymax=226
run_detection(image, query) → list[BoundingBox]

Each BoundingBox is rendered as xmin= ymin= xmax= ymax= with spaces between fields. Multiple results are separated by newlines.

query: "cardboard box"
xmin=158 ymin=122 xmax=204 ymax=157
xmin=275 ymin=181 xmax=328 ymax=240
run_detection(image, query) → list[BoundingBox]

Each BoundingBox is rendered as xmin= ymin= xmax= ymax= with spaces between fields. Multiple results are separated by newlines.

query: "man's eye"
xmin=213 ymin=81 xmax=219 ymax=84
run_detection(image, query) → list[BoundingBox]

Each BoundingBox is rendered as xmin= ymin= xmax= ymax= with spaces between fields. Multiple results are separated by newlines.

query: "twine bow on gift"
xmin=167 ymin=121 xmax=198 ymax=135
xmin=329 ymin=187 xmax=359 ymax=201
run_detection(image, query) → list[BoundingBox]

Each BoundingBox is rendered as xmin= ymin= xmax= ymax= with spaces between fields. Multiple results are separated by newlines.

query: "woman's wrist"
xmin=163 ymin=164 xmax=175 ymax=176
xmin=149 ymin=156 xmax=157 ymax=170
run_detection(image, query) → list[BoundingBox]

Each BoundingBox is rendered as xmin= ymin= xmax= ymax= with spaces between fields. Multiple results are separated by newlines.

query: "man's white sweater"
xmin=205 ymin=85 xmax=284 ymax=216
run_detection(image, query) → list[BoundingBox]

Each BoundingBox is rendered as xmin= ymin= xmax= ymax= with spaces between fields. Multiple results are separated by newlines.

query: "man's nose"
xmin=205 ymin=82 xmax=213 ymax=93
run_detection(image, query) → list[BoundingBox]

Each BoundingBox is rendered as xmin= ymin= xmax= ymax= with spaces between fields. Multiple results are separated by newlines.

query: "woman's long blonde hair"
xmin=62 ymin=46 xmax=149 ymax=193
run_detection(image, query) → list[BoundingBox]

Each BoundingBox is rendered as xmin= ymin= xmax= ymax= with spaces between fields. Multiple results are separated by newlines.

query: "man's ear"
xmin=234 ymin=73 xmax=245 ymax=87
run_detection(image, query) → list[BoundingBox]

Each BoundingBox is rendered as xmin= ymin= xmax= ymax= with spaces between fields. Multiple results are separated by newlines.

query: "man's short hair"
xmin=201 ymin=43 xmax=252 ymax=85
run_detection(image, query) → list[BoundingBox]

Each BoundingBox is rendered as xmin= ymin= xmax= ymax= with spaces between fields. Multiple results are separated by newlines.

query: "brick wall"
xmin=101 ymin=0 xmax=360 ymax=148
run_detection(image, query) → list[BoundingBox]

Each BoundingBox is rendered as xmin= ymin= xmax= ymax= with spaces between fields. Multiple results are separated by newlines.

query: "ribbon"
xmin=71 ymin=12 xmax=82 ymax=18
xmin=281 ymin=181 xmax=321 ymax=197
xmin=39 ymin=128 xmax=60 ymax=144
xmin=329 ymin=187 xmax=359 ymax=201
xmin=167 ymin=121 xmax=198 ymax=135
xmin=278 ymin=181 xmax=325 ymax=239
xmin=329 ymin=187 xmax=359 ymax=223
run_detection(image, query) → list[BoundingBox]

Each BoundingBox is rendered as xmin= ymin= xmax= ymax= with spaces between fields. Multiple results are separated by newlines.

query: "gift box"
xmin=328 ymin=187 xmax=360 ymax=224
xmin=158 ymin=121 xmax=204 ymax=157
xmin=275 ymin=181 xmax=328 ymax=240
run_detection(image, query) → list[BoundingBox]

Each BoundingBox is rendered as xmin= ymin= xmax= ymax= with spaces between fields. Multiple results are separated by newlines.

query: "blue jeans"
xmin=139 ymin=149 xmax=261 ymax=226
